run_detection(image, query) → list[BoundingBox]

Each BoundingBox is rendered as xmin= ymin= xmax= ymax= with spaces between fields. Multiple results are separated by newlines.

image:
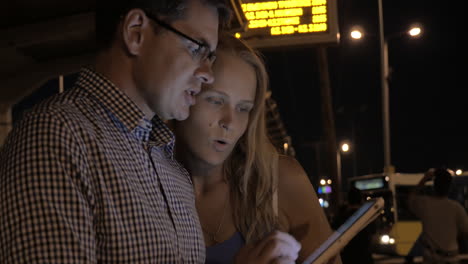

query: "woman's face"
xmin=176 ymin=51 xmax=257 ymax=167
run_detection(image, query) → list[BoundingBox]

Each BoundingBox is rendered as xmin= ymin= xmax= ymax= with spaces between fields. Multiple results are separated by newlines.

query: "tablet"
xmin=302 ymin=197 xmax=385 ymax=264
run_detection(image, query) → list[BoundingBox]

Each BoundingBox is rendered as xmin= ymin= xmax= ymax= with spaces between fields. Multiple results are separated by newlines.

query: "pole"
xmin=317 ymin=46 xmax=341 ymax=210
xmin=336 ymin=151 xmax=342 ymax=189
xmin=378 ymin=0 xmax=394 ymax=174
xmin=59 ymin=75 xmax=64 ymax=94
xmin=351 ymin=121 xmax=357 ymax=177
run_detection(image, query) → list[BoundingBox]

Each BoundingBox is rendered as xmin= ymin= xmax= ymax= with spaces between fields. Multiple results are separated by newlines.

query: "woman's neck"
xmin=180 ymin=156 xmax=225 ymax=196
xmin=175 ymin=141 xmax=228 ymax=195
xmin=194 ymin=167 xmax=225 ymax=196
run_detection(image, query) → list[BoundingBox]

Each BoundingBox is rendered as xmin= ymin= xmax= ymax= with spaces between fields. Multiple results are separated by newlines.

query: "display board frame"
xmin=234 ymin=0 xmax=340 ymax=48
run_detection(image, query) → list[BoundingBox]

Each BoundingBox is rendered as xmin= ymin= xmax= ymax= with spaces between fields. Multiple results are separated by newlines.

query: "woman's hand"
xmin=234 ymin=231 xmax=301 ymax=264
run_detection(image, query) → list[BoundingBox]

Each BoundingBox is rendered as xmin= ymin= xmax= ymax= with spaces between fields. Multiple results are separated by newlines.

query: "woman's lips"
xmin=213 ymin=139 xmax=230 ymax=152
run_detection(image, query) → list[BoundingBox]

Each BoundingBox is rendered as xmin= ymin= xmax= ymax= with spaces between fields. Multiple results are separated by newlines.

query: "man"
xmin=408 ymin=168 xmax=468 ymax=264
xmin=0 ymin=0 xmax=230 ymax=262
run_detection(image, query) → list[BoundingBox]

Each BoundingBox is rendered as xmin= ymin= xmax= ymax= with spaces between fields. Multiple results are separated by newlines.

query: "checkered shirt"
xmin=0 ymin=68 xmax=205 ymax=263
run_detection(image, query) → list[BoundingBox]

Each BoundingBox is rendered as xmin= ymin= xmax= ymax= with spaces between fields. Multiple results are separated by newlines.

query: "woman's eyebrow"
xmin=238 ymin=100 xmax=254 ymax=105
xmin=204 ymin=90 xmax=227 ymax=97
xmin=203 ymin=90 xmax=254 ymax=104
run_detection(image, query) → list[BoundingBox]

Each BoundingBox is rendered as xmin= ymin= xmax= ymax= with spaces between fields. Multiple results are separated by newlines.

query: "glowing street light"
xmin=456 ymin=169 xmax=463 ymax=176
xmin=349 ymin=25 xmax=421 ymax=40
xmin=341 ymin=143 xmax=350 ymax=153
xmin=408 ymin=27 xmax=421 ymax=37
xmin=350 ymin=30 xmax=362 ymax=40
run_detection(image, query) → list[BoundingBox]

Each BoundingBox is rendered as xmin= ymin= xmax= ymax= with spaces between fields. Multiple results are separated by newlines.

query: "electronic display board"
xmin=354 ymin=178 xmax=387 ymax=191
xmin=235 ymin=0 xmax=340 ymax=48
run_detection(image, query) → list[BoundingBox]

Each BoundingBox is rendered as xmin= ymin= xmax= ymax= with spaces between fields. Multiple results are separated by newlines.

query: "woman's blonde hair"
xmin=219 ymin=33 xmax=280 ymax=243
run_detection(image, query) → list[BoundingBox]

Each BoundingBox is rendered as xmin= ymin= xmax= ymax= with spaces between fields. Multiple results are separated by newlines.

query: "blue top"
xmin=205 ymin=232 xmax=245 ymax=264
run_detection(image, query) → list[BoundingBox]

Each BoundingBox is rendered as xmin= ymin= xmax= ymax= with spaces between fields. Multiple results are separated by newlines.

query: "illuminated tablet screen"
xmin=237 ymin=0 xmax=340 ymax=48
xmin=302 ymin=197 xmax=384 ymax=264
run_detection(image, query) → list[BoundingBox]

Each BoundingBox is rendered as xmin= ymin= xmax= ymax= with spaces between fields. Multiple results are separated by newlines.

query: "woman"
xmin=173 ymin=34 xmax=339 ymax=264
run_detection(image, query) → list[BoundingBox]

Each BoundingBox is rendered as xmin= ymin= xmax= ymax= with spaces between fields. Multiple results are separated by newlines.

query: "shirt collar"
xmin=134 ymin=118 xmax=153 ymax=143
xmin=150 ymin=116 xmax=176 ymax=155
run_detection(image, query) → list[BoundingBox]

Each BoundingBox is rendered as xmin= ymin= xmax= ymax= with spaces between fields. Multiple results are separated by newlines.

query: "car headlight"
xmin=379 ymin=234 xmax=395 ymax=244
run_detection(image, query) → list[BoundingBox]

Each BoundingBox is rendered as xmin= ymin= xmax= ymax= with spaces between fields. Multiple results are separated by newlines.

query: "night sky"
xmin=258 ymin=0 xmax=464 ymax=182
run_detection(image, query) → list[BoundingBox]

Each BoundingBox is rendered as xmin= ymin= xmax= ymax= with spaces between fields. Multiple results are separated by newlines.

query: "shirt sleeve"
xmin=0 ymin=111 xmax=96 ymax=263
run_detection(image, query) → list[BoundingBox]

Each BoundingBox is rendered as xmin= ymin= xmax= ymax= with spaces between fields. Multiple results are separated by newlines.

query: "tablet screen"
xmin=302 ymin=197 xmax=384 ymax=264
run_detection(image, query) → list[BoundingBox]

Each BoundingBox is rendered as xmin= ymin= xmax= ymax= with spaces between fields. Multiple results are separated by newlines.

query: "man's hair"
xmin=95 ymin=0 xmax=231 ymax=50
xmin=433 ymin=168 xmax=453 ymax=196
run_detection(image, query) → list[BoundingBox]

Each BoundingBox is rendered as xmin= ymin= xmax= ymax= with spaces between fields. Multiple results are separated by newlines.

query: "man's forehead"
xmin=179 ymin=0 xmax=220 ymax=49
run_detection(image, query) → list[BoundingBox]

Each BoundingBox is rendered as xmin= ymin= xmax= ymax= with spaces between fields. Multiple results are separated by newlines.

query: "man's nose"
xmin=195 ymin=60 xmax=214 ymax=84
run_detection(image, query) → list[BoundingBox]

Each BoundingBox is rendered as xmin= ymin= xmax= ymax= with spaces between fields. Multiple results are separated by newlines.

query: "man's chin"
xmin=174 ymin=110 xmax=190 ymax=121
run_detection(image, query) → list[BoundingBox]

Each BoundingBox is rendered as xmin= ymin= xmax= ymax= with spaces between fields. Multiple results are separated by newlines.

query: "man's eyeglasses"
xmin=145 ymin=12 xmax=216 ymax=64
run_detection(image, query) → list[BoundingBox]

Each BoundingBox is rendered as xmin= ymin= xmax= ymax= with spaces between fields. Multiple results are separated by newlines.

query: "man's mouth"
xmin=184 ymin=90 xmax=197 ymax=106
xmin=186 ymin=90 xmax=196 ymax=96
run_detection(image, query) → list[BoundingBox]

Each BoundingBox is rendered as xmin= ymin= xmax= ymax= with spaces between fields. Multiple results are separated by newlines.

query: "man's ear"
xmin=121 ymin=9 xmax=149 ymax=56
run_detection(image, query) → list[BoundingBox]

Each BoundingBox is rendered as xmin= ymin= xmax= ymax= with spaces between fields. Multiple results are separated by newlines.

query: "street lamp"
xmin=381 ymin=24 xmax=421 ymax=174
xmin=350 ymin=20 xmax=422 ymax=174
xmin=378 ymin=0 xmax=422 ymax=174
xmin=408 ymin=27 xmax=422 ymax=36
xmin=337 ymin=141 xmax=352 ymax=192
xmin=341 ymin=142 xmax=350 ymax=153
xmin=350 ymin=30 xmax=363 ymax=40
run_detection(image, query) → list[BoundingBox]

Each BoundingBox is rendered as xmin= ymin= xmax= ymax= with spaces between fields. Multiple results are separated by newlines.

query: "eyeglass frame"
xmin=144 ymin=11 xmax=217 ymax=64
